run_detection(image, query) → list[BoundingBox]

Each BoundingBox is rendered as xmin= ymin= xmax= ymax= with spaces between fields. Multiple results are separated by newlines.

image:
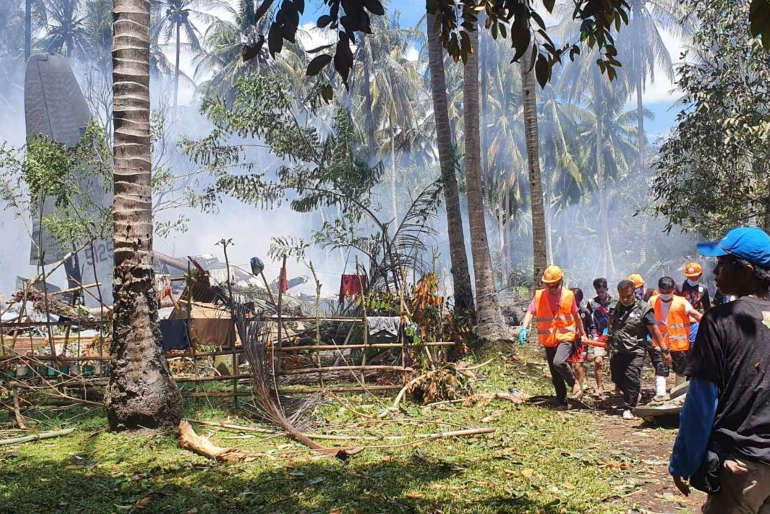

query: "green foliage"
xmin=0 ymin=120 xmax=113 ymax=251
xmin=186 ymin=72 xmax=443 ymax=291
xmin=653 ymin=0 xmax=770 ymax=236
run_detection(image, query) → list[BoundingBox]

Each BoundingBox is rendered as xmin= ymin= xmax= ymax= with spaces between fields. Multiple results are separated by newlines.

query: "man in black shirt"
xmin=670 ymin=227 xmax=770 ymax=513
xmin=607 ymin=280 xmax=670 ymax=419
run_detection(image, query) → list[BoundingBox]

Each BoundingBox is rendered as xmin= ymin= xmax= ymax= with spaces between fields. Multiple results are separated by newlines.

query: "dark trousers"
xmin=610 ymin=352 xmax=645 ymax=409
xmin=648 ymin=347 xmax=669 ymax=377
xmin=545 ymin=343 xmax=576 ymax=404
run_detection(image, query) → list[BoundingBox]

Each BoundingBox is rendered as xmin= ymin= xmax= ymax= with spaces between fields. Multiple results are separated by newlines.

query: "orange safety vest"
xmin=649 ymin=295 xmax=692 ymax=352
xmin=534 ymin=289 xmax=577 ymax=347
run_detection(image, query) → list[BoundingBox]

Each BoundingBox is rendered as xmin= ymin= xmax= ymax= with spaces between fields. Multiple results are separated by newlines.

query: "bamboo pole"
xmin=0 ymin=428 xmax=75 ymax=446
xmin=279 ymin=365 xmax=412 ymax=376
xmin=276 ymin=255 xmax=286 ymax=374
xmin=274 ymin=342 xmax=455 ymax=352
xmin=356 ymin=257 xmax=367 ymax=383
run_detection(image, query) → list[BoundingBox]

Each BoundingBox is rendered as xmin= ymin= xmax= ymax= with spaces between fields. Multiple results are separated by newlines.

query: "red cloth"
xmin=339 ymin=274 xmax=367 ymax=304
xmin=278 ymin=266 xmax=289 ymax=294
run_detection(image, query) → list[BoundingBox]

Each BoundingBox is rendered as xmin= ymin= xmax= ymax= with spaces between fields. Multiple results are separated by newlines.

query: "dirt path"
xmin=594 ymin=413 xmax=705 ymax=513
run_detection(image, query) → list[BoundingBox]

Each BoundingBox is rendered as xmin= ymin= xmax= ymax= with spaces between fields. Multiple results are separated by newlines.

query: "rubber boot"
xmin=675 ymin=374 xmax=686 ymax=386
xmin=655 ymin=376 xmax=667 ymax=398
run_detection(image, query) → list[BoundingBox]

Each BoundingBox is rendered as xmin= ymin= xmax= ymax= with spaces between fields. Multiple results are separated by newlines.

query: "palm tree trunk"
xmin=463 ymin=22 xmax=506 ymax=340
xmin=426 ymin=3 xmax=474 ymax=316
xmin=520 ymin=46 xmax=548 ymax=286
xmin=636 ymin=76 xmax=644 ymax=174
xmin=390 ymin=126 xmax=398 ymax=228
xmin=595 ymin=80 xmax=615 ymax=277
xmin=361 ymin=35 xmax=376 ymax=161
xmin=174 ymin=20 xmax=181 ymax=109
xmin=25 ymin=0 xmax=32 ymax=60
xmin=110 ymin=0 xmax=182 ymax=430
xmin=479 ymin=18 xmax=488 ymax=189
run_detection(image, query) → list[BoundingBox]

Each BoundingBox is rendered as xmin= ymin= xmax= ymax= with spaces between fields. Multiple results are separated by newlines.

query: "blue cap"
xmin=697 ymin=227 xmax=770 ymax=268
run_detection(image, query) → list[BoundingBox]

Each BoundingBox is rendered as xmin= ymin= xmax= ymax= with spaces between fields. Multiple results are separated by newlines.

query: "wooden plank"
xmin=280 ymin=385 xmax=402 ymax=394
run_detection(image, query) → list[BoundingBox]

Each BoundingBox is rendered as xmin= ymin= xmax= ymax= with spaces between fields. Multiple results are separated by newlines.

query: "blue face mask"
xmin=686 ymin=278 xmax=699 ymax=287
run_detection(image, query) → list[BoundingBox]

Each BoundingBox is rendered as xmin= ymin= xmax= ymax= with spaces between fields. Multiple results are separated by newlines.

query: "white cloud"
xmin=639 ymin=26 xmax=690 ymax=105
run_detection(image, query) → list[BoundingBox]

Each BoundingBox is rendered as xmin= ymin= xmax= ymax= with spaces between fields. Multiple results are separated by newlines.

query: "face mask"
xmin=659 ymin=293 xmax=673 ymax=301
xmin=686 ymin=279 xmax=699 ymax=287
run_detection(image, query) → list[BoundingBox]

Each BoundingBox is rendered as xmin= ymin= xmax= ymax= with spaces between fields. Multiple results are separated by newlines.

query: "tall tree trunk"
xmin=110 ymin=0 xmax=182 ymax=430
xmin=25 ymin=0 xmax=32 ymax=60
xmin=426 ymin=3 xmax=474 ymax=316
xmin=390 ymin=125 xmax=398 ymax=229
xmin=594 ymin=75 xmax=615 ymax=277
xmin=361 ymin=35 xmax=376 ymax=161
xmin=520 ymin=46 xmax=548 ymax=287
xmin=174 ymin=20 xmax=181 ymax=109
xmin=463 ymin=22 xmax=506 ymax=340
xmin=479 ymin=17 xmax=489 ymax=189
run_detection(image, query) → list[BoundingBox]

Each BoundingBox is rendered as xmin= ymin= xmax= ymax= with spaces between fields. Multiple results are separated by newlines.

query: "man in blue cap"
xmin=669 ymin=227 xmax=770 ymax=513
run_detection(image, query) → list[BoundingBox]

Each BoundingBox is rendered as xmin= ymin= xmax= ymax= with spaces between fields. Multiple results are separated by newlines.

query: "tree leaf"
xmin=750 ymin=0 xmax=770 ymax=49
xmin=542 ymin=0 xmax=555 ymax=12
xmin=295 ymin=0 xmax=304 ymax=14
xmin=535 ymin=53 xmax=549 ymax=88
xmin=363 ymin=0 xmax=385 ymax=16
xmin=317 ymin=14 xmax=333 ymax=28
xmin=268 ymin=23 xmax=283 ymax=57
xmin=306 ymin=54 xmax=333 ymax=76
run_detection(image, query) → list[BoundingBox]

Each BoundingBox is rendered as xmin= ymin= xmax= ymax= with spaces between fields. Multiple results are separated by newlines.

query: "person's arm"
xmin=702 ymin=288 xmax=711 ymax=312
xmin=684 ymin=300 xmax=703 ymax=322
xmin=521 ymin=311 xmax=533 ymax=329
xmin=573 ymin=311 xmax=585 ymax=338
xmin=669 ymin=378 xmax=718 ymax=495
xmin=519 ymin=300 xmax=536 ymax=345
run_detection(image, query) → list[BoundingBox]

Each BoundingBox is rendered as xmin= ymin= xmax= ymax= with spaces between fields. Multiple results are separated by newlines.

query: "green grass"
xmin=0 ymin=346 xmax=647 ymax=513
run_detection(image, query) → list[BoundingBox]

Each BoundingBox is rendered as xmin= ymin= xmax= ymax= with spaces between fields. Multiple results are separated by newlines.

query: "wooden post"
xmin=308 ymin=261 xmax=323 ymax=386
xmin=276 ymin=255 xmax=286 ymax=373
xmin=187 ymin=262 xmax=199 ymax=395
xmin=356 ymin=257 xmax=368 ymax=383
xmin=220 ymin=240 xmax=238 ymax=407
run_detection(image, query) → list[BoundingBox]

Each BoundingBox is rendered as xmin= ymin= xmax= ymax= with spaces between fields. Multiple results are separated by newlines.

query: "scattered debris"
xmin=178 ymin=420 xmax=249 ymax=462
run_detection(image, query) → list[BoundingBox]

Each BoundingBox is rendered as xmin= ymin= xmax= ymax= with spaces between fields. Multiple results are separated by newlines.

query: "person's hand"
xmin=518 ymin=328 xmax=528 ymax=346
xmin=663 ymin=353 xmax=673 ymax=366
xmin=673 ymin=476 xmax=690 ymax=497
xmin=725 ymin=459 xmax=749 ymax=475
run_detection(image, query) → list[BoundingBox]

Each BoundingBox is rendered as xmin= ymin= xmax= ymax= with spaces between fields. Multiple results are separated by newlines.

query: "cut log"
xmin=178 ymin=420 xmax=249 ymax=462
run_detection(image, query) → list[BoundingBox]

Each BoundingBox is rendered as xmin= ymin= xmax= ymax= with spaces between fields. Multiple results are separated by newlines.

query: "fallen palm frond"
xmin=238 ymin=313 xmax=361 ymax=460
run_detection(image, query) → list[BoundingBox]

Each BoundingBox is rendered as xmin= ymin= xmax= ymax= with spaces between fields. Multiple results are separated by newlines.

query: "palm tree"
xmin=152 ymin=0 xmax=222 ymax=108
xmin=350 ymin=12 xmax=426 ymax=227
xmin=519 ymin=45 xmax=548 ymax=287
xmin=39 ymin=0 xmax=90 ymax=58
xmin=23 ymin=0 xmax=47 ymax=59
xmin=109 ymin=0 xmax=182 ymax=430
xmin=617 ymin=0 xmax=680 ymax=174
xmin=425 ymin=0 xmax=474 ymax=316
xmin=463 ymin=21 xmax=507 ymax=340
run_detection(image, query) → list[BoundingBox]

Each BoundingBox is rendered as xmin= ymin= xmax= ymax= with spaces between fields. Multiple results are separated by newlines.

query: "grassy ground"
xmin=0 ymin=345 xmax=687 ymax=514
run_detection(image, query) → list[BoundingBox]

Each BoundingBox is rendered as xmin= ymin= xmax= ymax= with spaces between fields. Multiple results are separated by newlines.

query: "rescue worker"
xmin=649 ymin=277 xmax=703 ymax=386
xmin=586 ymin=278 xmax=611 ymax=397
xmin=680 ymin=262 xmax=711 ymax=314
xmin=519 ymin=265 xmax=586 ymax=409
xmin=629 ymin=274 xmax=655 ymax=302
xmin=627 ymin=275 xmax=671 ymax=397
xmin=670 ymin=227 xmax=770 ymax=512
xmin=607 ymin=280 xmax=670 ymax=419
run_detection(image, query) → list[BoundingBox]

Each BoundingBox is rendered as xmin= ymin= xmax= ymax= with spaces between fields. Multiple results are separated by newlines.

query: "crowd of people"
xmin=518 ymin=263 xmax=707 ymax=419
xmin=518 ymin=227 xmax=770 ymax=513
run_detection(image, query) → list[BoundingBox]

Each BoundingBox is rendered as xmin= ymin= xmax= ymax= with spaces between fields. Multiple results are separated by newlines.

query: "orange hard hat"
xmin=628 ymin=274 xmax=645 ymax=289
xmin=542 ymin=265 xmax=564 ymax=284
xmin=685 ymin=262 xmax=703 ymax=278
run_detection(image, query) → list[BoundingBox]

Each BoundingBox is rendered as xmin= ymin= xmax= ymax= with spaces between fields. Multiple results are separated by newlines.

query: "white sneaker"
xmin=622 ymin=410 xmax=634 ymax=420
